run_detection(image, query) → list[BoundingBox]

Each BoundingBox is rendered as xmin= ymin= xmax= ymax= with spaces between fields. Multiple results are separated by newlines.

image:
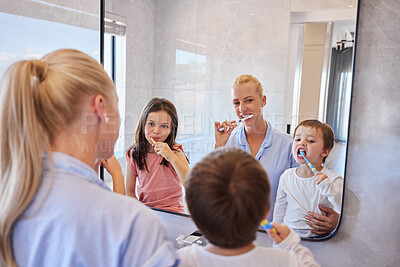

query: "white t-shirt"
xmin=177 ymin=229 xmax=319 ymax=267
xmin=273 ymin=167 xmax=343 ymax=238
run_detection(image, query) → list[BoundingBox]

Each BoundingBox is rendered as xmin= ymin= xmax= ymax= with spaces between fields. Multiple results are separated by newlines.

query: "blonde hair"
xmin=233 ymin=74 xmax=264 ymax=96
xmin=0 ymin=49 xmax=114 ymax=266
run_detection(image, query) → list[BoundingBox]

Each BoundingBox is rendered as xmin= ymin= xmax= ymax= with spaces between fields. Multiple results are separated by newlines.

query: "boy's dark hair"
xmin=294 ymin=119 xmax=335 ymax=163
xmin=185 ymin=148 xmax=270 ymax=249
xmin=127 ymin=97 xmax=179 ymax=171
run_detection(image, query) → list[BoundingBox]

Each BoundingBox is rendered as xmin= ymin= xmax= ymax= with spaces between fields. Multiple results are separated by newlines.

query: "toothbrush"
xmin=217 ymin=114 xmax=254 ymax=132
xmin=150 ymin=137 xmax=156 ymax=144
xmin=299 ymin=150 xmax=318 ymax=175
xmin=260 ymin=219 xmax=277 ymax=234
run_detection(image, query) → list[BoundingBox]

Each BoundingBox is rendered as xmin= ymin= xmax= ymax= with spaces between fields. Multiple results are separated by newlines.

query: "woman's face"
xmin=231 ymin=82 xmax=266 ymax=126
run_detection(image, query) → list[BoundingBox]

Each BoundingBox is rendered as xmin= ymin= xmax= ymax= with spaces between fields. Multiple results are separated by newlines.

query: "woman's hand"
xmin=214 ymin=120 xmax=238 ymax=149
xmin=267 ymin=222 xmax=290 ymax=244
xmin=305 ymin=205 xmax=339 ymax=235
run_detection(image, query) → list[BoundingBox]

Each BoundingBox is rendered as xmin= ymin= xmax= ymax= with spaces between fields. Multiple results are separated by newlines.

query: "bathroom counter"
xmin=153 ymin=208 xmax=273 ymax=248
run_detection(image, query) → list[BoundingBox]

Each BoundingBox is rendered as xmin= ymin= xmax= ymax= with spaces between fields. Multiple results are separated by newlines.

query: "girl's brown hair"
xmin=185 ymin=148 xmax=270 ymax=248
xmin=127 ymin=97 xmax=180 ymax=171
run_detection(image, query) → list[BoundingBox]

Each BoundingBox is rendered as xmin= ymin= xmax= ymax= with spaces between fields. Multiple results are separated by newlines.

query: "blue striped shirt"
xmin=226 ymin=121 xmax=298 ymax=220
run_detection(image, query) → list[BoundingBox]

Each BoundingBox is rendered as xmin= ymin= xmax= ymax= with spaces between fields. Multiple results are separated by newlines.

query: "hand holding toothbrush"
xmin=299 ymin=150 xmax=328 ymax=184
xmin=264 ymin=221 xmax=290 ymax=244
xmin=151 ymin=137 xmax=175 ymax=162
xmin=214 ymin=114 xmax=253 ymax=149
xmin=217 ymin=114 xmax=254 ymax=132
xmin=214 ymin=120 xmax=238 ymax=149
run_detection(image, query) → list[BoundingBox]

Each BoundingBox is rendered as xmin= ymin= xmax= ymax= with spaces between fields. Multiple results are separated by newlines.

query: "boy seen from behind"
xmin=178 ymin=148 xmax=319 ymax=267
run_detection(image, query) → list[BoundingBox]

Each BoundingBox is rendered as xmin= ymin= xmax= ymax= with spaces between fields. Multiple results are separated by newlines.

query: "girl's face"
xmin=293 ymin=126 xmax=329 ymax=166
xmin=144 ymin=110 xmax=172 ymax=146
xmin=231 ymin=82 xmax=266 ymax=126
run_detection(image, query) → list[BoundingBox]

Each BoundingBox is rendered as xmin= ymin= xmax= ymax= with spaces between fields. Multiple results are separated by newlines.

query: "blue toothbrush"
xmin=260 ymin=219 xmax=277 ymax=234
xmin=299 ymin=150 xmax=317 ymax=174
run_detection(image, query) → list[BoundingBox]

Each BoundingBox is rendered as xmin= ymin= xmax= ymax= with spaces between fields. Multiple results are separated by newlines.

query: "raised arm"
xmin=153 ymin=143 xmax=189 ymax=183
xmin=170 ymin=149 xmax=190 ymax=182
xmin=125 ymin=166 xmax=137 ymax=199
xmin=214 ymin=120 xmax=237 ymax=149
xmin=316 ymin=175 xmax=343 ymax=212
xmin=273 ymin=178 xmax=288 ymax=224
xmin=102 ymin=156 xmax=126 ymax=195
xmin=268 ymin=223 xmax=320 ymax=267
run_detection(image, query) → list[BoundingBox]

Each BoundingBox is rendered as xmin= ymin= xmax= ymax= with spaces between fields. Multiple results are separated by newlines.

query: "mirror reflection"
xmin=0 ymin=0 xmax=358 ymax=242
xmin=102 ymin=0 xmax=358 ymax=241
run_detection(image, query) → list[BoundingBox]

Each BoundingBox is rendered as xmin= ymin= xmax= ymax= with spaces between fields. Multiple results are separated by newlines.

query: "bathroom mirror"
xmin=104 ymin=0 xmax=359 ymax=241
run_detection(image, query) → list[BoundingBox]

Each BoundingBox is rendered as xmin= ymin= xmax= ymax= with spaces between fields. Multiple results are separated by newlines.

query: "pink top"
xmin=126 ymin=144 xmax=184 ymax=213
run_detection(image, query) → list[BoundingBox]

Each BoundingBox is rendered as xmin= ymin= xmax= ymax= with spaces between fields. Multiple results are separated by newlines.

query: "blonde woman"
xmin=214 ymin=74 xmax=339 ymax=236
xmin=0 ymin=49 xmax=177 ymax=266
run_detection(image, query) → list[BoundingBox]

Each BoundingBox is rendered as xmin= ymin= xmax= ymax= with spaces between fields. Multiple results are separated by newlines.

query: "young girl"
xmin=124 ymin=97 xmax=189 ymax=213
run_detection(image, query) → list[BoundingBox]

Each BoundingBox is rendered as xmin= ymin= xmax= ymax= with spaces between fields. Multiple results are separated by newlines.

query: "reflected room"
xmin=0 ymin=0 xmax=358 ymax=242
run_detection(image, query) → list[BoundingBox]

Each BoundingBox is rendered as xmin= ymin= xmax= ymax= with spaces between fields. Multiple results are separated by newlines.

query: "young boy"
xmin=273 ymin=120 xmax=343 ymax=238
xmin=177 ymin=148 xmax=319 ymax=266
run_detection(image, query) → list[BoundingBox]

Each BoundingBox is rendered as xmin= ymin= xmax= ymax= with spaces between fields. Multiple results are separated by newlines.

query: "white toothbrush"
xmin=217 ymin=114 xmax=254 ymax=132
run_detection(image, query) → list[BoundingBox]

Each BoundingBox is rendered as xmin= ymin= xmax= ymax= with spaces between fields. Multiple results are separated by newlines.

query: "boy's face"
xmin=293 ymin=126 xmax=330 ymax=166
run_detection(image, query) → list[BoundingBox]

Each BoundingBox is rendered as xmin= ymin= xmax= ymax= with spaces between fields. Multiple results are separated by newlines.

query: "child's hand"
xmin=102 ymin=156 xmax=126 ymax=194
xmin=214 ymin=120 xmax=238 ymax=148
xmin=153 ymin=142 xmax=174 ymax=161
xmin=102 ymin=156 xmax=123 ymax=177
xmin=267 ymin=222 xmax=290 ymax=244
xmin=315 ymin=172 xmax=328 ymax=185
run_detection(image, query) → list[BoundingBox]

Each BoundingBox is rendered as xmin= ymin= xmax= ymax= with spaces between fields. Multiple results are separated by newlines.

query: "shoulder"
xmin=100 ymin=194 xmax=177 ymax=265
xmin=254 ymin=245 xmax=298 ymax=261
xmin=173 ymin=143 xmax=184 ymax=152
xmin=125 ymin=148 xmax=139 ymax=171
xmin=280 ymin=168 xmax=297 ymax=181
xmin=85 ymin=186 xmax=158 ymax=226
xmin=30 ymin=174 xmax=176 ymax=266
xmin=177 ymin=246 xmax=201 ymax=266
xmin=254 ymin=246 xmax=294 ymax=261
xmin=270 ymin=127 xmax=293 ymax=143
xmin=283 ymin=167 xmax=296 ymax=176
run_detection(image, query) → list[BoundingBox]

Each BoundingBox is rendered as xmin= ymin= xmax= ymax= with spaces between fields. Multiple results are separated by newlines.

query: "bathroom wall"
xmin=107 ymin=0 xmax=293 ymax=166
xmin=105 ymin=0 xmax=156 ymax=146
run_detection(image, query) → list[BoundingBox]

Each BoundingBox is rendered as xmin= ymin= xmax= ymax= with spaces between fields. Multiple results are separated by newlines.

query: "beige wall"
xmin=298 ymin=23 xmax=327 ymax=122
